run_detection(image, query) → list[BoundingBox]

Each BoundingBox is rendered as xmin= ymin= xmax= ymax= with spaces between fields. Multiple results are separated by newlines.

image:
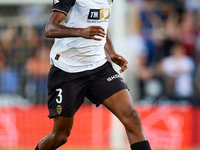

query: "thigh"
xmin=103 ymin=89 xmax=147 ymax=144
xmin=102 ymin=89 xmax=134 ymax=121
xmin=48 ymin=66 xmax=91 ymax=118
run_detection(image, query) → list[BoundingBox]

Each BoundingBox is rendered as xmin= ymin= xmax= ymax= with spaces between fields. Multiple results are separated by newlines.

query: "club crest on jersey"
xmin=87 ymin=8 xmax=110 ymax=20
xmin=54 ymin=0 xmax=60 ymax=4
xmin=57 ymin=105 xmax=62 ymax=115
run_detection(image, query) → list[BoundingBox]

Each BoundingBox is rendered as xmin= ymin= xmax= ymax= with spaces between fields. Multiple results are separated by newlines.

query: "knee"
xmin=122 ymin=109 xmax=142 ymax=132
xmin=58 ymin=133 xmax=69 ymax=145
xmin=131 ymin=109 xmax=142 ymax=126
xmin=52 ymin=129 xmax=71 ymax=146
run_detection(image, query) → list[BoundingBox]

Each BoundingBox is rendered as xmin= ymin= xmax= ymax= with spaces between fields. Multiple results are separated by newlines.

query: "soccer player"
xmin=35 ymin=0 xmax=151 ymax=150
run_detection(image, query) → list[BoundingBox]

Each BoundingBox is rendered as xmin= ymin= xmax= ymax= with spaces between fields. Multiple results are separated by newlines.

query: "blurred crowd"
xmin=0 ymin=0 xmax=200 ymax=105
xmin=0 ymin=25 xmax=53 ymax=104
xmin=125 ymin=0 xmax=200 ymax=105
xmin=0 ymin=4 xmax=53 ymax=104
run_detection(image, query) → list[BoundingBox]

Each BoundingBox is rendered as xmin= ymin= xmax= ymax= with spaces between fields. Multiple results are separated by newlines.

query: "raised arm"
xmin=45 ymin=12 xmax=105 ymax=40
xmin=104 ymin=31 xmax=128 ymax=73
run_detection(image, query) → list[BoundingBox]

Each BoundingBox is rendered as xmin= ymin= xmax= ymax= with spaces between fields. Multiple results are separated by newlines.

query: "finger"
xmin=92 ymin=27 xmax=105 ymax=35
xmin=119 ymin=68 xmax=124 ymax=73
xmin=91 ymin=31 xmax=105 ymax=38
xmin=95 ymin=33 xmax=105 ymax=37
xmin=95 ymin=26 xmax=105 ymax=32
xmin=98 ymin=29 xmax=106 ymax=35
xmin=90 ymin=33 xmax=104 ymax=39
xmin=92 ymin=36 xmax=102 ymax=41
xmin=90 ymin=32 xmax=105 ymax=37
xmin=119 ymin=58 xmax=128 ymax=67
xmin=119 ymin=64 xmax=127 ymax=73
xmin=117 ymin=59 xmax=127 ymax=67
xmin=92 ymin=29 xmax=106 ymax=36
xmin=118 ymin=55 xmax=128 ymax=63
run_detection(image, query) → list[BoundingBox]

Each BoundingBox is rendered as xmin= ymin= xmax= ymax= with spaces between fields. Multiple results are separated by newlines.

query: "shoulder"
xmin=52 ymin=0 xmax=76 ymax=16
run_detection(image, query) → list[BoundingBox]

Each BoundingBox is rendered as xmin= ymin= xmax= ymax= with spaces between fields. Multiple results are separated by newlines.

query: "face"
xmin=171 ymin=45 xmax=185 ymax=57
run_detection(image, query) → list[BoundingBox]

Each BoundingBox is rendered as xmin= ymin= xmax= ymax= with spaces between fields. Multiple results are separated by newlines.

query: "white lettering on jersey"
xmin=91 ymin=12 xmax=98 ymax=18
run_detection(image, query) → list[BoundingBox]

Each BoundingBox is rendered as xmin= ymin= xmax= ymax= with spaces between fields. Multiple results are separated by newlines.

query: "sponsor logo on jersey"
xmin=107 ymin=74 xmax=120 ymax=82
xmin=87 ymin=8 xmax=110 ymax=20
xmin=54 ymin=0 xmax=60 ymax=4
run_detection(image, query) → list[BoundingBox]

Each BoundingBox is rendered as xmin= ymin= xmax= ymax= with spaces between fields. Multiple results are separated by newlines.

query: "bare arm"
xmin=45 ymin=12 xmax=105 ymax=40
xmin=104 ymin=31 xmax=128 ymax=73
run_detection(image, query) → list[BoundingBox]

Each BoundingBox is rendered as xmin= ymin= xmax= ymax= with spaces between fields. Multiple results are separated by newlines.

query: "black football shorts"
xmin=47 ymin=61 xmax=128 ymax=118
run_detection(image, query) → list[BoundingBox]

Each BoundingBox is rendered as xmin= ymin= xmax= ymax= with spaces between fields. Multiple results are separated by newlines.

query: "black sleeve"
xmin=52 ymin=0 xmax=76 ymax=16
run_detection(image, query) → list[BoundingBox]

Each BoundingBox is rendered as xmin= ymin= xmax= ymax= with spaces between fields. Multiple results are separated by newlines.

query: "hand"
xmin=110 ymin=54 xmax=128 ymax=73
xmin=81 ymin=26 xmax=105 ymax=40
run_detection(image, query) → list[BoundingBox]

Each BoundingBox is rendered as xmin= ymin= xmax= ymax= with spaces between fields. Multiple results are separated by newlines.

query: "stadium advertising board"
xmin=0 ymin=105 xmax=199 ymax=149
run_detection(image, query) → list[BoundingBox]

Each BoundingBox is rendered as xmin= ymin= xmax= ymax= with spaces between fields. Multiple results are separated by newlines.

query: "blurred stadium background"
xmin=0 ymin=0 xmax=200 ymax=150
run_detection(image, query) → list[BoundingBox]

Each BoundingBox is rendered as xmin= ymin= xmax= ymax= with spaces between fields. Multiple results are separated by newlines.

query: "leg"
xmin=37 ymin=116 xmax=73 ymax=150
xmin=102 ymin=89 xmax=146 ymax=145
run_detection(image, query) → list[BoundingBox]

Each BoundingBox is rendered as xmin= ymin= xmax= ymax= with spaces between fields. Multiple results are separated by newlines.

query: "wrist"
xmin=109 ymin=52 xmax=117 ymax=59
xmin=76 ymin=28 xmax=84 ymax=37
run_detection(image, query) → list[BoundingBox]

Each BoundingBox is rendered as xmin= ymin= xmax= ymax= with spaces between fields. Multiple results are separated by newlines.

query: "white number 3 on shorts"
xmin=56 ymin=88 xmax=62 ymax=104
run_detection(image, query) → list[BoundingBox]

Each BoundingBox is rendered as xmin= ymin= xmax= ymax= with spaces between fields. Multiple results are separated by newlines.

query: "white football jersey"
xmin=50 ymin=0 xmax=113 ymax=72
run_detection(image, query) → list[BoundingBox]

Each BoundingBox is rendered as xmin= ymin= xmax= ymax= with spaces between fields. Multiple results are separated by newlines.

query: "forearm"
xmin=45 ymin=20 xmax=83 ymax=38
xmin=104 ymin=31 xmax=128 ymax=73
xmin=104 ymin=31 xmax=116 ymax=58
xmin=45 ymin=12 xmax=105 ymax=40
